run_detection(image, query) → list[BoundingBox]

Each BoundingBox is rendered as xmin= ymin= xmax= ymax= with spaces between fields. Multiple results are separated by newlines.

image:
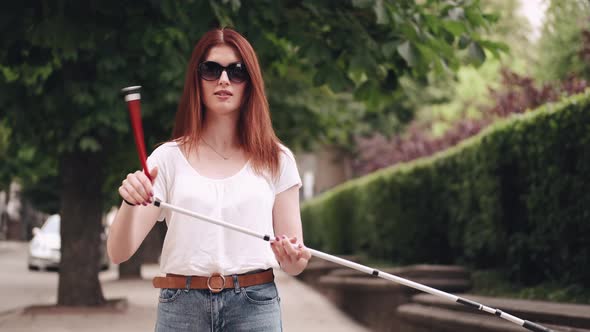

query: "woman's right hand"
xmin=118 ymin=167 xmax=158 ymax=206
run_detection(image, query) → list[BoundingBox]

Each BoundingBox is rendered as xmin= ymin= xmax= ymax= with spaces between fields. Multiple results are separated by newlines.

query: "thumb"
xmin=149 ymin=166 xmax=158 ymax=183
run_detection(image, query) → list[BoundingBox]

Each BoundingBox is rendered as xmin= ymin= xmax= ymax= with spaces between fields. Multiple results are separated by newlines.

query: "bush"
xmin=301 ymin=90 xmax=590 ymax=287
xmin=354 ymin=69 xmax=589 ymax=176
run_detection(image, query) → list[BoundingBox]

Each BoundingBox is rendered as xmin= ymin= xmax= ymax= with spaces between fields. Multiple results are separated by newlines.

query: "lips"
xmin=214 ymin=90 xmax=233 ymax=96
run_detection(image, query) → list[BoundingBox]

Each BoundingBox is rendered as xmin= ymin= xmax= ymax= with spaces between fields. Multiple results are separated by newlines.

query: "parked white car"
xmin=28 ymin=214 xmax=109 ymax=271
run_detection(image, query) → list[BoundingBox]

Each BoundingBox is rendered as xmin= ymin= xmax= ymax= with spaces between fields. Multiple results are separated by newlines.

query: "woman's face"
xmin=199 ymin=44 xmax=248 ymax=117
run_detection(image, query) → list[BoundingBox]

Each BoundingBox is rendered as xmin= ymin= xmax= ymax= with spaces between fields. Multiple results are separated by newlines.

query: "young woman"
xmin=107 ymin=27 xmax=311 ymax=331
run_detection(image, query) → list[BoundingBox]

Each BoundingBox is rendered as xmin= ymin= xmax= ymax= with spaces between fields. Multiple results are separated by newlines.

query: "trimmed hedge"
xmin=301 ymin=90 xmax=590 ymax=286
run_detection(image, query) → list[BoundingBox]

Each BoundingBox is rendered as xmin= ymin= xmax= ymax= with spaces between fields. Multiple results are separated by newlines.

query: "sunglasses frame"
xmin=198 ymin=61 xmax=249 ymax=83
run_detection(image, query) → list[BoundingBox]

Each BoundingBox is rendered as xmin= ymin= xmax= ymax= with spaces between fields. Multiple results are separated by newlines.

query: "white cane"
xmin=153 ymin=198 xmax=553 ymax=332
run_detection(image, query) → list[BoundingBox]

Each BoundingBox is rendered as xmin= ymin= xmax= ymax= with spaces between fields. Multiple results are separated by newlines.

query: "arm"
xmin=271 ymin=185 xmax=311 ymax=276
xmin=107 ymin=167 xmax=161 ymax=264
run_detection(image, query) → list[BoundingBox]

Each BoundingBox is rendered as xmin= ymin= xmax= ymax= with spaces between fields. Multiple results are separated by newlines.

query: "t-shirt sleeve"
xmin=147 ymin=146 xmax=168 ymax=222
xmin=274 ymin=146 xmax=302 ymax=195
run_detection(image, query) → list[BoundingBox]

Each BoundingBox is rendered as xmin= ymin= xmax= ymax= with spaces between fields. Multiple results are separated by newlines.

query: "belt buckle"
xmin=207 ymin=273 xmax=226 ymax=293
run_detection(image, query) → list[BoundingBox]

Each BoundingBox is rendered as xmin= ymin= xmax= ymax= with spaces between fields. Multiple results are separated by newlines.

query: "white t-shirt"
xmin=147 ymin=141 xmax=302 ymax=276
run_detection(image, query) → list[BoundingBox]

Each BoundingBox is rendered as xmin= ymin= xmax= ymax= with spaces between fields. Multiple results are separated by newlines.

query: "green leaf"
xmin=478 ymin=40 xmax=509 ymax=53
xmin=79 ymin=137 xmax=101 ymax=152
xmin=0 ymin=65 xmax=19 ymax=82
xmin=352 ymin=0 xmax=373 ymax=9
xmin=397 ymin=41 xmax=417 ymax=67
xmin=467 ymin=42 xmax=485 ymax=66
xmin=458 ymin=35 xmax=471 ymax=49
xmin=447 ymin=7 xmax=465 ymax=21
xmin=441 ymin=20 xmax=466 ymax=36
xmin=382 ymin=40 xmax=400 ymax=58
xmin=17 ymin=146 xmax=36 ymax=161
xmin=373 ymin=0 xmax=388 ymax=25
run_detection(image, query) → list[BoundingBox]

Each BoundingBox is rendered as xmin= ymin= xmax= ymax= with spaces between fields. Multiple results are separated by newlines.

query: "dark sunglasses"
xmin=198 ymin=61 xmax=249 ymax=83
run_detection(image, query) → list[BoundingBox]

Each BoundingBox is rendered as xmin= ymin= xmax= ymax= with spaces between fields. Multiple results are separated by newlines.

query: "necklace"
xmin=201 ymin=138 xmax=230 ymax=160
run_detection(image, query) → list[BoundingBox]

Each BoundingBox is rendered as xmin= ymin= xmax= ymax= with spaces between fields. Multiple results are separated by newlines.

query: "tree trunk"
xmin=142 ymin=221 xmax=167 ymax=264
xmin=119 ymin=221 xmax=166 ymax=279
xmin=58 ymin=151 xmax=105 ymax=306
xmin=118 ymin=243 xmax=144 ymax=279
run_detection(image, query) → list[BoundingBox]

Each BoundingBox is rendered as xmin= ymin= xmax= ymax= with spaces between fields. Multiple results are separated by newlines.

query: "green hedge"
xmin=301 ymin=90 xmax=590 ymax=286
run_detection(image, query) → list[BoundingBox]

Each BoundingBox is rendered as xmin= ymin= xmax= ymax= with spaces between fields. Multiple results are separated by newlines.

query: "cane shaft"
xmin=153 ymin=199 xmax=553 ymax=332
xmin=123 ymin=88 xmax=152 ymax=181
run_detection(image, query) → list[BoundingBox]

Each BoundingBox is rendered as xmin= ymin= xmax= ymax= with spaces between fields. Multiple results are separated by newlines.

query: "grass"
xmin=343 ymin=258 xmax=590 ymax=305
xmin=471 ymin=269 xmax=590 ymax=305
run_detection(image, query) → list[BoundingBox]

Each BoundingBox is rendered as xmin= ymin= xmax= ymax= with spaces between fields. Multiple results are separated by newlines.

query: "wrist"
xmin=123 ymin=199 xmax=136 ymax=206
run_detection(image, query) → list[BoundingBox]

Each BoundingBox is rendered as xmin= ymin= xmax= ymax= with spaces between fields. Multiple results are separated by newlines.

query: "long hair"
xmin=172 ymin=28 xmax=281 ymax=179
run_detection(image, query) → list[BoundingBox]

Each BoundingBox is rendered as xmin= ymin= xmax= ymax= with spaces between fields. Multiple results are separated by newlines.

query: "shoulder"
xmin=272 ymin=143 xmax=301 ymax=191
xmin=150 ymin=141 xmax=180 ymax=159
xmin=277 ymin=143 xmax=296 ymax=162
xmin=148 ymin=141 xmax=182 ymax=168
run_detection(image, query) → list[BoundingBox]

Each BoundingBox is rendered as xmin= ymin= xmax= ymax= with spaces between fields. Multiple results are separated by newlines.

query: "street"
xmin=0 ymin=241 xmax=367 ymax=332
xmin=0 ymin=241 xmax=64 ymax=313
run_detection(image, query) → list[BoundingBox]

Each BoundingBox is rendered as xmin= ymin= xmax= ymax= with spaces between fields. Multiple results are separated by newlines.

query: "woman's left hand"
xmin=270 ymin=235 xmax=311 ymax=276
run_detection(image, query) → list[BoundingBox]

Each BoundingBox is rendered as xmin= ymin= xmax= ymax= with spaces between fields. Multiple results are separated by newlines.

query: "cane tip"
xmin=121 ymin=86 xmax=142 ymax=94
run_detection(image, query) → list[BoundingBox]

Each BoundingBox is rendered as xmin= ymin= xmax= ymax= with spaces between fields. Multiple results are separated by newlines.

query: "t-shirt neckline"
xmin=173 ymin=142 xmax=250 ymax=182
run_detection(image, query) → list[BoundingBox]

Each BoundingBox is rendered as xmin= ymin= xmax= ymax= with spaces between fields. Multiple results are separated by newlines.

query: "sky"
xmin=518 ymin=0 xmax=548 ymax=41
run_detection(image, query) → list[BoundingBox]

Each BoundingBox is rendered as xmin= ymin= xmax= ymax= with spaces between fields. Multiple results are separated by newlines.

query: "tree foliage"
xmin=216 ymin=0 xmax=505 ymax=143
xmin=536 ymin=0 xmax=590 ymax=82
xmin=0 ymin=0 xmax=501 ymax=306
xmin=353 ymin=0 xmax=590 ymax=175
xmin=353 ymin=68 xmax=589 ymax=175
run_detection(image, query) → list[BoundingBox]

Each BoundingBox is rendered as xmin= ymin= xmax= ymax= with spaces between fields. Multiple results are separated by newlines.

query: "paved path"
xmin=0 ymin=241 xmax=368 ymax=332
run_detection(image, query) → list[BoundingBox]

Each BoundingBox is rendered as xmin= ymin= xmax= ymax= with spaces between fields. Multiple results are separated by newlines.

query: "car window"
xmin=42 ymin=215 xmax=60 ymax=234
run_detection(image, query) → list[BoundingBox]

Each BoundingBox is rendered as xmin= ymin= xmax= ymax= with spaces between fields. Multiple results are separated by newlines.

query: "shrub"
xmin=302 ymin=90 xmax=590 ymax=287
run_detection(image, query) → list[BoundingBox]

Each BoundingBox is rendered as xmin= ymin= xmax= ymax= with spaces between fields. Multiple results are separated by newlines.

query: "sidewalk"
xmin=0 ymin=262 xmax=368 ymax=332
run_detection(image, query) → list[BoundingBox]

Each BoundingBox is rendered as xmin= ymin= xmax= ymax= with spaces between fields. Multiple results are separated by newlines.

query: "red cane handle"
xmin=122 ymin=86 xmax=152 ymax=182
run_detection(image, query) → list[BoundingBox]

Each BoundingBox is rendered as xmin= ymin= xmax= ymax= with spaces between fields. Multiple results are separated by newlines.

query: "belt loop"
xmin=233 ymin=274 xmax=240 ymax=293
xmin=184 ymin=276 xmax=192 ymax=293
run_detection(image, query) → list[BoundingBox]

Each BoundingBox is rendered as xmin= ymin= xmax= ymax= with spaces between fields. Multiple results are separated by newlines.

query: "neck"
xmin=201 ymin=111 xmax=240 ymax=151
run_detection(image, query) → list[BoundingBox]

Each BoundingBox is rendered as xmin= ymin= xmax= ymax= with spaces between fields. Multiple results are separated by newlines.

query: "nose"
xmin=218 ymin=70 xmax=230 ymax=86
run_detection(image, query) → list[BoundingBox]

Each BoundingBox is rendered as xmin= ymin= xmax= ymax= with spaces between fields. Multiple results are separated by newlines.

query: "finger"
xmin=136 ymin=170 xmax=154 ymax=199
xmin=270 ymin=241 xmax=284 ymax=262
xmin=122 ymin=176 xmax=147 ymax=205
xmin=119 ymin=186 xmax=138 ymax=205
xmin=277 ymin=239 xmax=292 ymax=264
xmin=283 ymin=237 xmax=299 ymax=260
xmin=291 ymin=242 xmax=310 ymax=262
xmin=128 ymin=172 xmax=150 ymax=202
xmin=282 ymin=235 xmax=299 ymax=248
xmin=149 ymin=166 xmax=158 ymax=184
xmin=280 ymin=237 xmax=298 ymax=263
xmin=118 ymin=186 xmax=130 ymax=202
xmin=299 ymin=245 xmax=312 ymax=261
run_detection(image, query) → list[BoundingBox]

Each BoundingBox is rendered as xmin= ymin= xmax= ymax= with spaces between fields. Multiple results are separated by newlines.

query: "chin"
xmin=209 ymin=105 xmax=240 ymax=116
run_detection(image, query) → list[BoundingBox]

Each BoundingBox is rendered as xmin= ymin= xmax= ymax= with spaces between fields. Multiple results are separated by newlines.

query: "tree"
xmin=1 ymin=0 xmax=188 ymax=306
xmin=0 ymin=120 xmax=12 ymax=191
xmin=536 ymin=0 xmax=590 ymax=82
xmin=215 ymin=0 xmax=505 ymax=145
xmin=0 ymin=0 xmax=500 ymax=306
xmin=350 ymin=0 xmax=543 ymax=174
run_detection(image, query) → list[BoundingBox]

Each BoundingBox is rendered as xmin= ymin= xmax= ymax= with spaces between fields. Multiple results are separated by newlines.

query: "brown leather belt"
xmin=152 ymin=269 xmax=274 ymax=293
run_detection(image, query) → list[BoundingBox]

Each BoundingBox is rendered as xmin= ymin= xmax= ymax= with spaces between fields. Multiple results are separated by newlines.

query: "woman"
xmin=107 ymin=27 xmax=311 ymax=331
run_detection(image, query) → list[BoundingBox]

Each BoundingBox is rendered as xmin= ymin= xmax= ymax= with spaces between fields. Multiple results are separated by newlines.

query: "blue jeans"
xmin=155 ymin=278 xmax=282 ymax=331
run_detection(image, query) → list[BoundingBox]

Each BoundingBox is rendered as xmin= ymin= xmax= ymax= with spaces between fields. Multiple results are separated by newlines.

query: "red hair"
xmin=172 ymin=28 xmax=281 ymax=179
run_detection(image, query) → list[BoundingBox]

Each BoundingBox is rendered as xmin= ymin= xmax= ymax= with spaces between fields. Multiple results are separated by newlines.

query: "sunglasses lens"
xmin=198 ymin=61 xmax=249 ymax=83
xmin=199 ymin=62 xmax=222 ymax=81
xmin=227 ymin=63 xmax=249 ymax=83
